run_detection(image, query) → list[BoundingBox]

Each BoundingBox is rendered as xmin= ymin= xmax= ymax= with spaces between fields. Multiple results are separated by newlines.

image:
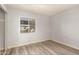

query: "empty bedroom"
xmin=0 ymin=4 xmax=79 ymax=55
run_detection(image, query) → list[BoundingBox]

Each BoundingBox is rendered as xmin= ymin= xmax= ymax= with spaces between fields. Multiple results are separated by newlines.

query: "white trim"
xmin=51 ymin=39 xmax=79 ymax=50
xmin=0 ymin=48 xmax=4 ymax=51
xmin=6 ymin=39 xmax=49 ymax=50
xmin=0 ymin=4 xmax=7 ymax=13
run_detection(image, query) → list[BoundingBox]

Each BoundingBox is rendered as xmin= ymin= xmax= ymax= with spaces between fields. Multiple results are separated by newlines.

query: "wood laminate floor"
xmin=0 ymin=50 xmax=4 ymax=55
xmin=3 ymin=40 xmax=79 ymax=55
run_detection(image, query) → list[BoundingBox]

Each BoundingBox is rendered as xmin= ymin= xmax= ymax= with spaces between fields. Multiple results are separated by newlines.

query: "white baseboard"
xmin=51 ymin=39 xmax=79 ymax=50
xmin=0 ymin=48 xmax=4 ymax=51
xmin=5 ymin=39 xmax=79 ymax=51
xmin=6 ymin=39 xmax=49 ymax=50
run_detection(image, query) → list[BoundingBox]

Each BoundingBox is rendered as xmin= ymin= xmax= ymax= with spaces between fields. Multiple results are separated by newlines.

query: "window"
xmin=20 ymin=17 xmax=35 ymax=33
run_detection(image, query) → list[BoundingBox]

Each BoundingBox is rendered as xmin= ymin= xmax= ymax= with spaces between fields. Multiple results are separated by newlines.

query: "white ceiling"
xmin=7 ymin=4 xmax=77 ymax=16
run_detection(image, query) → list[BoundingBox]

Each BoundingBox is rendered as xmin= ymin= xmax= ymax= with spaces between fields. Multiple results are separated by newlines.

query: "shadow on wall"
xmin=51 ymin=7 xmax=79 ymax=49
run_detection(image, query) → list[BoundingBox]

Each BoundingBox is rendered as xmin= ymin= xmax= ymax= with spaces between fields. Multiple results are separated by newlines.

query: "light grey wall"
xmin=5 ymin=8 xmax=51 ymax=48
xmin=0 ymin=8 xmax=5 ymax=49
xmin=6 ymin=5 xmax=79 ymax=50
xmin=51 ymin=6 xmax=79 ymax=49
